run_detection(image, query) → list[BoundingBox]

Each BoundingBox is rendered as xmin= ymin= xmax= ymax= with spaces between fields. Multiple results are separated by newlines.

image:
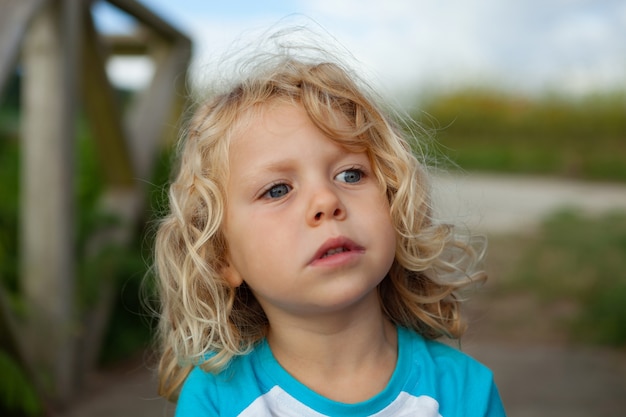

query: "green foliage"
xmin=98 ymin=146 xmax=174 ymax=363
xmin=507 ymin=209 xmax=626 ymax=346
xmin=416 ymin=89 xmax=626 ymax=182
xmin=98 ymin=246 xmax=155 ymax=364
xmin=0 ymin=80 xmax=40 ymax=416
xmin=0 ymin=73 xmax=20 ymax=294
xmin=0 ymin=137 xmax=19 ymax=295
xmin=0 ymin=351 xmax=41 ymax=417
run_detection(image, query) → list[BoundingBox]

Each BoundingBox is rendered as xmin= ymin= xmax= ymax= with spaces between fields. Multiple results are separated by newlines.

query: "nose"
xmin=306 ymin=184 xmax=346 ymax=226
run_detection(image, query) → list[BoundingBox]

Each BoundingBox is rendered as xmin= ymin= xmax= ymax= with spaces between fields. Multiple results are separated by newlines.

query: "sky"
xmin=95 ymin=0 xmax=626 ymax=101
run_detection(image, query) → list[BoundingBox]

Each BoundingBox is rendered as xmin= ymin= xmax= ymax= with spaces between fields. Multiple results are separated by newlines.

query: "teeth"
xmin=321 ymin=247 xmax=347 ymax=258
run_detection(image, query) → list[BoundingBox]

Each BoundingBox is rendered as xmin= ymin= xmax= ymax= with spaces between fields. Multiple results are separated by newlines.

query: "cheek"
xmin=225 ymin=215 xmax=284 ymax=270
xmin=223 ymin=235 xmax=257 ymax=284
xmin=376 ymin=200 xmax=398 ymax=259
xmin=381 ymin=219 xmax=397 ymax=256
xmin=222 ymin=213 xmax=250 ymax=269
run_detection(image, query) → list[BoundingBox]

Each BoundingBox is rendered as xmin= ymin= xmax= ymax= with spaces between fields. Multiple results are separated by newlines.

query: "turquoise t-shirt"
xmin=176 ymin=326 xmax=506 ymax=416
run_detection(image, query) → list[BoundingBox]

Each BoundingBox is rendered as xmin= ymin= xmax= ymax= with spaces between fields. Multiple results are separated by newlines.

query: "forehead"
xmin=228 ymin=99 xmax=367 ymax=153
xmin=228 ymin=101 xmax=320 ymax=159
xmin=229 ymin=99 xmax=301 ymax=138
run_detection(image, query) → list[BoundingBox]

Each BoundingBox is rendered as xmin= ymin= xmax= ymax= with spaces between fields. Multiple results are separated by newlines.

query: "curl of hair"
xmin=155 ymin=37 xmax=486 ymax=400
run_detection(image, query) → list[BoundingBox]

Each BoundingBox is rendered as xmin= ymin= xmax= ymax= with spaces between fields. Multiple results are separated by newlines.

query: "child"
xmin=154 ymin=31 xmax=506 ymax=416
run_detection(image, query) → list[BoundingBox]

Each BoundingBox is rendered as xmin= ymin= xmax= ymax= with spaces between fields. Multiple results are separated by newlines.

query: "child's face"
xmin=222 ymin=102 xmax=396 ymax=319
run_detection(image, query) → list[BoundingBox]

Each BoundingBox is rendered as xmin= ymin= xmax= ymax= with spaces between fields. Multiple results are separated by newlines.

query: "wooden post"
xmin=20 ymin=0 xmax=80 ymax=403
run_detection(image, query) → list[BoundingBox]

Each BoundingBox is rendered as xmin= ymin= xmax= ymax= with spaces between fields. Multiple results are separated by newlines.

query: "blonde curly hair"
xmin=154 ymin=52 xmax=486 ymax=400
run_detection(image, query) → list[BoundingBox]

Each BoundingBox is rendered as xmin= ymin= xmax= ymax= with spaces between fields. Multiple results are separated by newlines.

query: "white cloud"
xmin=106 ymin=56 xmax=155 ymax=90
xmin=102 ymin=0 xmax=626 ymax=98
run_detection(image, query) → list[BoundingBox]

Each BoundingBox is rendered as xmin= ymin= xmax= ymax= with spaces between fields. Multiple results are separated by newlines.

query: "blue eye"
xmin=264 ymin=183 xmax=291 ymax=199
xmin=335 ymin=169 xmax=363 ymax=184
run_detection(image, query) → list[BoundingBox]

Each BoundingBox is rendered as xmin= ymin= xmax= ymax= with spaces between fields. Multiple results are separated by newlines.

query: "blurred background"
xmin=1 ymin=1 xmax=625 ymax=416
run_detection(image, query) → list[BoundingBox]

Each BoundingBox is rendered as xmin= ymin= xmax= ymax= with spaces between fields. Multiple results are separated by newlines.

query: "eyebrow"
xmin=238 ymin=159 xmax=298 ymax=188
xmin=255 ymin=158 xmax=300 ymax=175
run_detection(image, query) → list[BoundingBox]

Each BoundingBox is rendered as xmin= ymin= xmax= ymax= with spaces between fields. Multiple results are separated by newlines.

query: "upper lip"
xmin=310 ymin=236 xmax=364 ymax=263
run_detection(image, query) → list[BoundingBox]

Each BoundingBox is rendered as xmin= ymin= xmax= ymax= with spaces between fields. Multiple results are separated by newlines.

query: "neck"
xmin=264 ymin=293 xmax=398 ymax=403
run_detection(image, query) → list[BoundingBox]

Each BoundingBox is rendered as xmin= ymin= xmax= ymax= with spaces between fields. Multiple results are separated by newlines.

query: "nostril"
xmin=315 ymin=212 xmax=323 ymax=220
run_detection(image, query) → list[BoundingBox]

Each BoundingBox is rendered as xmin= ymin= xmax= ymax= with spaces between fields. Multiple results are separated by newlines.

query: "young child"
xmin=154 ymin=33 xmax=506 ymax=416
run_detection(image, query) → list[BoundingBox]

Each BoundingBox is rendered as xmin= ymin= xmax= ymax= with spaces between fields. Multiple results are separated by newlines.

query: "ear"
xmin=222 ymin=262 xmax=243 ymax=288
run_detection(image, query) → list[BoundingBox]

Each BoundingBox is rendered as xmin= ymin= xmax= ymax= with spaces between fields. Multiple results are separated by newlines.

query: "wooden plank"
xmin=104 ymin=33 xmax=150 ymax=55
xmin=81 ymin=7 xmax=135 ymax=187
xmin=127 ymin=40 xmax=191 ymax=180
xmin=106 ymin=0 xmax=191 ymax=44
xmin=0 ymin=0 xmax=46 ymax=96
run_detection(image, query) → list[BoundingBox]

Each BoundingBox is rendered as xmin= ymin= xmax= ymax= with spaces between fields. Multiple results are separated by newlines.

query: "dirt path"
xmin=58 ymin=363 xmax=174 ymax=417
xmin=58 ymin=173 xmax=626 ymax=417
xmin=432 ymin=172 xmax=626 ymax=234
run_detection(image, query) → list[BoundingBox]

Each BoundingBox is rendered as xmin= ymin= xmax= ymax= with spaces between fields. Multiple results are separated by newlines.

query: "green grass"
xmin=415 ymin=89 xmax=626 ymax=182
xmin=496 ymin=209 xmax=626 ymax=346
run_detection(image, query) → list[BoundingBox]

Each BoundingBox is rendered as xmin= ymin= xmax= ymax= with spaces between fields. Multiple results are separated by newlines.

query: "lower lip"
xmin=309 ymin=250 xmax=364 ymax=268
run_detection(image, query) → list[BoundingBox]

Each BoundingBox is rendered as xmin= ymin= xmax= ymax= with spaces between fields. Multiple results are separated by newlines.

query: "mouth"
xmin=311 ymin=237 xmax=364 ymax=263
xmin=320 ymin=247 xmax=349 ymax=258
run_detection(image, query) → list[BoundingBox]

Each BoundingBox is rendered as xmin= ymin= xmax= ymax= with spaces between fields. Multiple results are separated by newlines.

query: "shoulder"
xmin=175 ymin=366 xmax=220 ymax=416
xmin=175 ymin=348 xmax=269 ymax=417
xmin=399 ymin=328 xmax=506 ymax=416
xmin=402 ymin=327 xmax=492 ymax=376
